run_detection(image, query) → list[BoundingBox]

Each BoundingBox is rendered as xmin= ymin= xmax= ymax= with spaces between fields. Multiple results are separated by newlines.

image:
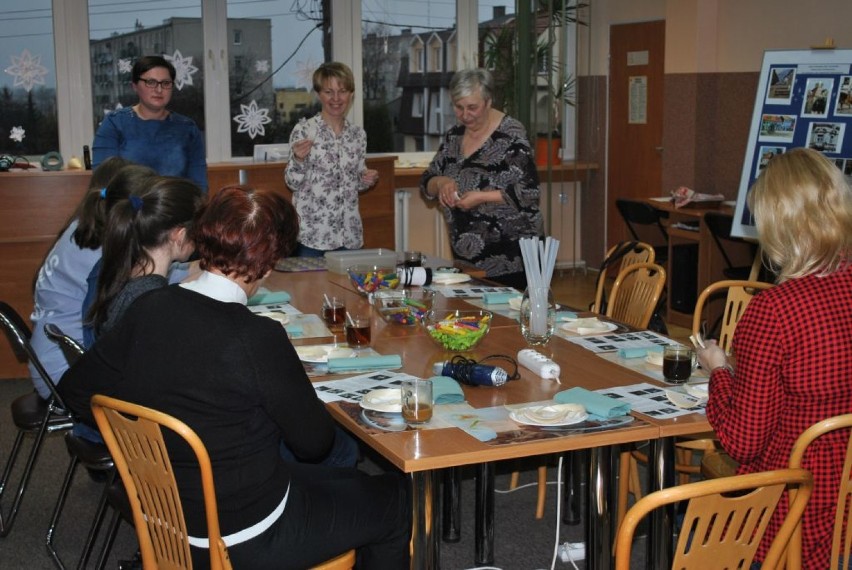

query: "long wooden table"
xmin=264 ymin=268 xmax=712 ymax=569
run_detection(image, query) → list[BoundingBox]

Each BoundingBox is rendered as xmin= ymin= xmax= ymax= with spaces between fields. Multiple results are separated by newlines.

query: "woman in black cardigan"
xmin=59 ymin=186 xmax=411 ymax=569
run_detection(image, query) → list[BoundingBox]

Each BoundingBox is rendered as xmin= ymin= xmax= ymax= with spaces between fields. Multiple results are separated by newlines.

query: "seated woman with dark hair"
xmin=59 ymin=186 xmax=410 ymax=570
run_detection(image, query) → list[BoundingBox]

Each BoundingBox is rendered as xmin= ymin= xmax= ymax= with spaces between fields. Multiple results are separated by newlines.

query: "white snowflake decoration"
xmin=9 ymin=126 xmax=25 ymax=143
xmin=233 ymin=100 xmax=271 ymax=139
xmin=104 ymin=102 xmax=124 ymax=117
xmin=294 ymin=57 xmax=319 ymax=90
xmin=118 ymin=58 xmax=133 ymax=74
xmin=164 ymin=50 xmax=198 ymax=90
xmin=5 ymin=49 xmax=49 ymax=92
xmin=255 ymin=60 xmax=270 ymax=74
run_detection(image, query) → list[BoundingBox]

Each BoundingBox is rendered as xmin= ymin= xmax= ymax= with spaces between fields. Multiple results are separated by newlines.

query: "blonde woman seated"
xmin=697 ymin=148 xmax=852 ymax=568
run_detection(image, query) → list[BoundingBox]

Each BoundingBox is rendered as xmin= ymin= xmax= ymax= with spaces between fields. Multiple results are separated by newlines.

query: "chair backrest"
xmin=614 ymin=468 xmax=814 ymax=570
xmin=43 ymin=323 xmax=85 ymax=366
xmin=606 ymin=262 xmax=667 ymax=330
xmin=90 ymin=395 xmax=232 ymax=570
xmin=615 ymin=199 xmax=669 ymax=244
xmin=691 ymin=280 xmax=773 ymax=354
xmin=787 ymin=414 xmax=852 ymax=570
xmin=0 ymin=301 xmax=67 ymax=407
xmin=592 ymin=242 xmax=656 ymax=313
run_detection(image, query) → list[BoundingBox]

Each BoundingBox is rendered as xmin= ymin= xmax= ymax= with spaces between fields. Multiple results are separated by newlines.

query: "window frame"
xmin=52 ymin=1 xmax=483 ymax=163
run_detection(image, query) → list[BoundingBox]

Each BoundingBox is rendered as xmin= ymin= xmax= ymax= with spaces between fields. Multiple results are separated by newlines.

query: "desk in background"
xmin=645 ymin=199 xmax=755 ymax=329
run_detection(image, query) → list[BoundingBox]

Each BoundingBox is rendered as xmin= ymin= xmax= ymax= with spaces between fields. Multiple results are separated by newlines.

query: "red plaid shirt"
xmin=707 ymin=263 xmax=852 ymax=567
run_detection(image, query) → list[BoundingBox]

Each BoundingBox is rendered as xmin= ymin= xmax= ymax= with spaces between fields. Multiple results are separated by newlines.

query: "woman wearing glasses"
xmin=92 ymin=55 xmax=208 ymax=192
xmin=285 ymin=62 xmax=378 ymax=257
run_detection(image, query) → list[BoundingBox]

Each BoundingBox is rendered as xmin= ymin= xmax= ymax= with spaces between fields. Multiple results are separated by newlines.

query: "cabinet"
xmin=0 ymin=157 xmax=397 ymax=379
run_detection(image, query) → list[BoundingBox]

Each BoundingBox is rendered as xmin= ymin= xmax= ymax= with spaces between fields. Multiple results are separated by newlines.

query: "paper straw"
xmin=346 ymin=312 xmax=356 ymax=327
xmin=323 ymin=293 xmax=332 ymax=307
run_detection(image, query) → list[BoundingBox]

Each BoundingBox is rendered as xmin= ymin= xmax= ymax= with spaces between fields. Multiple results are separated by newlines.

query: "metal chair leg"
xmin=45 ymin=453 xmax=81 ymax=569
xmin=0 ymin=406 xmax=56 ymax=537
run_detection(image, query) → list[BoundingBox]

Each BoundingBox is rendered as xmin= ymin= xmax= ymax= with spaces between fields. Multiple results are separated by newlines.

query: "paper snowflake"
xmin=164 ymin=50 xmax=198 ymax=90
xmin=118 ymin=58 xmax=133 ymax=74
xmin=9 ymin=126 xmax=25 ymax=143
xmin=233 ymin=100 xmax=271 ymax=139
xmin=5 ymin=49 xmax=49 ymax=92
xmin=294 ymin=57 xmax=319 ymax=90
xmin=255 ymin=60 xmax=270 ymax=74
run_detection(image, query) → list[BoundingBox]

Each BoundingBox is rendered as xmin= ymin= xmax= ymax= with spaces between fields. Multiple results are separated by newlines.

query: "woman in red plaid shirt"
xmin=698 ymin=147 xmax=852 ymax=568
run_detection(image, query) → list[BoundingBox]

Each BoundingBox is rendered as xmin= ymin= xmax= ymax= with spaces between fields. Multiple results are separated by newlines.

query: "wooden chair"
xmin=605 ymin=262 xmax=667 ymax=330
xmin=91 ymin=395 xmax=355 ymax=570
xmin=591 ymin=241 xmax=656 ymax=313
xmin=0 ymin=301 xmax=74 ymax=537
xmin=616 ymin=279 xmax=772 ymax=530
xmin=692 ymin=279 xmax=773 ymax=355
xmin=786 ymin=414 xmax=852 ymax=570
xmin=614 ymin=468 xmax=814 ymax=570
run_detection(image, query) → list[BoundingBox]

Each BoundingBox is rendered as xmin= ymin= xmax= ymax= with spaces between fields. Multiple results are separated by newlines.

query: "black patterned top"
xmin=420 ymin=115 xmax=543 ymax=279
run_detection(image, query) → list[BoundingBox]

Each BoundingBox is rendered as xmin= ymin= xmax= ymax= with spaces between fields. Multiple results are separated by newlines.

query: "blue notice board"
xmin=732 ymin=49 xmax=852 ymax=239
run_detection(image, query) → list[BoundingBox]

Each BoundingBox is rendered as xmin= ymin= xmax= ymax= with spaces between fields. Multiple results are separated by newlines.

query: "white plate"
xmin=685 ymin=383 xmax=709 ymax=399
xmin=509 ymin=404 xmax=588 ymax=427
xmin=257 ymin=312 xmax=290 ymax=326
xmin=432 ymin=273 xmax=472 ymax=285
xmin=360 ymin=388 xmax=403 ymax=413
xmin=665 ymin=390 xmax=705 ymax=410
xmin=295 ymin=345 xmax=356 ymax=364
xmin=560 ymin=318 xmax=618 ymax=335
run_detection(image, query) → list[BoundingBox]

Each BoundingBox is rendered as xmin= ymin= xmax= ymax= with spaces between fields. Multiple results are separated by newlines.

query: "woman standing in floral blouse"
xmin=285 ymin=62 xmax=378 ymax=257
xmin=420 ymin=68 xmax=543 ymax=290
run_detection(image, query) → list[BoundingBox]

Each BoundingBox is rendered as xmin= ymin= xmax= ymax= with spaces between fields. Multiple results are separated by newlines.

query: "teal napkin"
xmin=617 ymin=344 xmax=664 ymax=359
xmin=327 ymin=354 xmax=402 ymax=373
xmin=430 ymin=375 xmax=465 ymax=404
xmin=556 ymin=310 xmax=578 ymax=320
xmin=481 ymin=292 xmax=521 ymax=305
xmin=248 ymin=289 xmax=291 ymax=306
xmin=554 ymin=387 xmax=631 ymax=418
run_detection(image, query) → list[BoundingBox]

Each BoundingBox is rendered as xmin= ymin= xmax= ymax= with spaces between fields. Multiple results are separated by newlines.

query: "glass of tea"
xmin=322 ymin=297 xmax=346 ymax=328
xmin=663 ymin=345 xmax=695 ymax=384
xmin=401 ymin=378 xmax=433 ymax=424
xmin=344 ymin=314 xmax=371 ymax=349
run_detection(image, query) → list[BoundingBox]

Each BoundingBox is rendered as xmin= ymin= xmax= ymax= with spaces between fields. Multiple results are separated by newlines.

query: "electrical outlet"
xmin=558 ymin=542 xmax=586 ymax=562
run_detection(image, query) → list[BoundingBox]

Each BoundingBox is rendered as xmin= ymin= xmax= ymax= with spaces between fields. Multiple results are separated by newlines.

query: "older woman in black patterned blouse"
xmin=420 ymin=68 xmax=543 ymax=290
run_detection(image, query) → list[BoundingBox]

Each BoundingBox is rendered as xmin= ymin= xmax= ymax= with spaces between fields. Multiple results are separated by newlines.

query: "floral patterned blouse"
xmin=420 ymin=115 xmax=543 ymax=279
xmin=285 ymin=114 xmax=371 ymax=250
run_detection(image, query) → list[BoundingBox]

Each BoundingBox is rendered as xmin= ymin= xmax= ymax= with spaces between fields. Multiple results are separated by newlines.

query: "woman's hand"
xmin=432 ymin=176 xmax=460 ymax=208
xmin=361 ymin=168 xmax=379 ymax=187
xmin=455 ymin=190 xmax=504 ymax=211
xmin=292 ymin=138 xmax=314 ymax=161
xmin=697 ymin=339 xmax=729 ymax=373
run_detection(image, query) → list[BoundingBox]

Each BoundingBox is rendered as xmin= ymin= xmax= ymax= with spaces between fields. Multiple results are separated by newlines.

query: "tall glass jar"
xmin=520 ymin=286 xmax=556 ymax=345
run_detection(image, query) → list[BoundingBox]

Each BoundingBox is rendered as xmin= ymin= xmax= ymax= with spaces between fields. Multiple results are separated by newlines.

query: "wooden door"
xmin=607 ymin=20 xmax=665 ymax=247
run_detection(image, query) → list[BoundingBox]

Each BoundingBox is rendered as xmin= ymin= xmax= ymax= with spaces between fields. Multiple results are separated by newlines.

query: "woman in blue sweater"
xmin=92 ymin=55 xmax=207 ymax=192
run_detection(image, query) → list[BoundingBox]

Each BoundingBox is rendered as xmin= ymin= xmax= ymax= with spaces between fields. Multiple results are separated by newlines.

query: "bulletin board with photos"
xmin=732 ymin=49 xmax=852 ymax=239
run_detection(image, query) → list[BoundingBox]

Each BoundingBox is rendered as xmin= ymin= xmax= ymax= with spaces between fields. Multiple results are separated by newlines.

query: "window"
xmin=0 ymin=0 xmax=59 ymax=157
xmin=225 ymin=0 xmax=326 ymax=157
xmin=42 ymin=1 xmax=509 ymax=163
xmin=428 ymin=35 xmax=443 ymax=72
xmin=88 ymin=3 xmax=205 ymax=157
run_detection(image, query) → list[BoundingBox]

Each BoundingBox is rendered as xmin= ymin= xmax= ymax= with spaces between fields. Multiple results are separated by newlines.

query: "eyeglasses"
xmin=138 ymin=77 xmax=174 ymax=90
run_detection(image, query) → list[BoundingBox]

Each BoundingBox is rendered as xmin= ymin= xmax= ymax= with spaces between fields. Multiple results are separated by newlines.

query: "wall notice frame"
xmin=732 ymin=49 xmax=852 ymax=239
